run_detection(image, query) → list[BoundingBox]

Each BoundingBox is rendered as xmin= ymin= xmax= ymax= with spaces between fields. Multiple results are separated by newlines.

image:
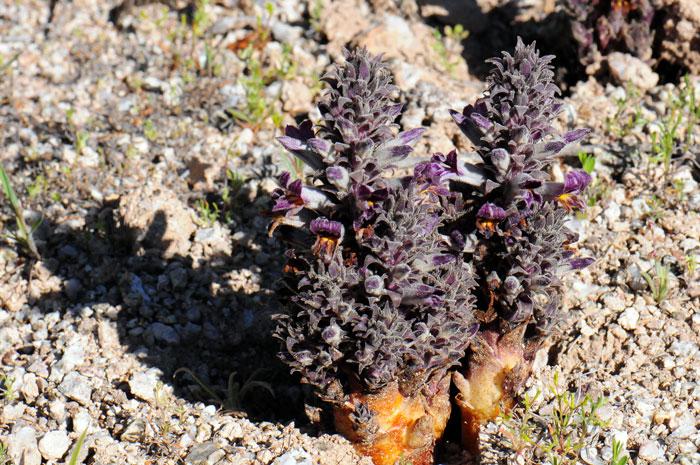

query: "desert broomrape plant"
xmin=270 ymin=40 xmax=593 ymax=464
xmin=424 ymin=37 xmax=593 ymax=452
xmin=562 ymin=0 xmax=655 ymax=69
xmin=270 ymin=48 xmax=477 ymax=465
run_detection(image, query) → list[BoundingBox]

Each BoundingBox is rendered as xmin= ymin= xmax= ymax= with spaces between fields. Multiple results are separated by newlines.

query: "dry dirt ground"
xmin=0 ymin=1 xmax=698 ymax=464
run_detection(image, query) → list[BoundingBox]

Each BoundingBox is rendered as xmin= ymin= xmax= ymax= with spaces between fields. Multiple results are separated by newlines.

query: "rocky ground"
xmin=0 ymin=0 xmax=699 ymax=464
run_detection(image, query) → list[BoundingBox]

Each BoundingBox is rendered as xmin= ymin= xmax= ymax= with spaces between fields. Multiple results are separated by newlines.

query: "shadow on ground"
xmin=417 ymin=0 xmax=687 ymax=89
xmin=32 ymin=193 xmax=313 ymax=426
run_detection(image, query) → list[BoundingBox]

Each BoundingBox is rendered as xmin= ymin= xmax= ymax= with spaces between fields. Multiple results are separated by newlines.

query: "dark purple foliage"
xmin=270 ymin=48 xmax=476 ymax=401
xmin=432 ymin=38 xmax=593 ymax=355
xmin=563 ymin=0 xmax=655 ymax=66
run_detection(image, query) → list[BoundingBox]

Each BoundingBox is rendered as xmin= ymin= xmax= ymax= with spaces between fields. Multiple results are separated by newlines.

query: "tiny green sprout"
xmin=0 ymin=162 xmax=41 ymax=258
xmin=0 ymin=440 xmax=10 ymax=465
xmin=578 ymin=150 xmax=596 ymax=175
xmin=681 ymin=74 xmax=699 ymax=153
xmin=27 ymin=174 xmax=46 ymax=200
xmin=672 ymin=178 xmax=686 ymax=201
xmin=174 ymin=368 xmax=275 ymax=414
xmin=67 ymin=428 xmax=88 ymax=465
xmin=444 ymin=23 xmax=469 ymax=40
xmin=496 ymin=372 xmax=610 ymax=464
xmin=223 ymin=169 xmax=245 ymax=200
xmin=430 ymin=24 xmax=467 ymax=75
xmin=154 ymin=380 xmax=170 ymax=407
xmin=0 ymin=373 xmax=17 ymax=403
xmin=0 ymin=52 xmax=20 ymax=75
xmin=75 ymin=130 xmax=90 ymax=156
xmin=686 ymin=253 xmax=697 ymax=277
xmin=644 ymin=194 xmax=665 ymax=221
xmin=309 ymin=0 xmax=323 ymax=33
xmin=610 ymin=438 xmax=629 ymax=465
xmin=142 ymin=119 xmax=158 ymax=141
xmin=605 ymin=80 xmax=646 ymax=137
xmin=192 ymin=0 xmax=211 ymax=39
xmin=641 ymin=260 xmax=671 ymax=303
xmin=196 ymin=199 xmax=219 ymax=225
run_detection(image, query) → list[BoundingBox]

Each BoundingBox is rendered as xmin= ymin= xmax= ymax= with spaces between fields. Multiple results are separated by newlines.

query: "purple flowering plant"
xmin=268 ymin=40 xmax=593 ymax=462
xmin=562 ymin=0 xmax=655 ymax=68
xmin=419 ymin=38 xmax=593 ymax=448
xmin=269 ymin=47 xmax=477 ymax=464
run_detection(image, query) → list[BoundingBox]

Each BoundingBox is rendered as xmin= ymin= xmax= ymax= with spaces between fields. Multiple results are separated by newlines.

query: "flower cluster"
xmin=270 ymin=48 xmax=477 ymax=402
xmin=562 ymin=0 xmax=655 ymax=68
xmin=269 ymin=40 xmax=593 ymax=462
xmin=425 ymin=37 xmax=593 ymax=353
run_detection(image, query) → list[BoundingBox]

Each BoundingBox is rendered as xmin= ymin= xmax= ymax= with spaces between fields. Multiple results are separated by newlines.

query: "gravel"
xmin=38 ymin=430 xmax=72 ymax=460
xmin=1 ymin=0 xmax=699 ymax=464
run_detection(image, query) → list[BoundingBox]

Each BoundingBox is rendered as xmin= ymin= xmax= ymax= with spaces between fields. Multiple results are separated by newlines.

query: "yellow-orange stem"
xmin=333 ymin=376 xmax=451 ymax=465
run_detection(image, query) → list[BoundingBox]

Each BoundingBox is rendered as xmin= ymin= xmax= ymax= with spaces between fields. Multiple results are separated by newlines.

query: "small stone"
xmin=1 ymin=404 xmax=26 ymax=423
xmin=58 ymin=372 xmax=92 ymax=406
xmin=149 ymin=322 xmax=181 ymax=345
xmin=282 ymin=79 xmax=313 ymax=115
xmin=49 ymin=399 xmax=66 ymax=422
xmin=670 ymin=412 xmax=697 ymax=439
xmin=20 ymin=372 xmax=39 ymax=401
xmin=273 ymin=450 xmax=313 ymax=465
xmin=118 ymin=184 xmax=196 ymax=258
xmin=185 ymin=307 xmax=201 ymax=323
xmin=669 ymin=341 xmax=698 ymax=358
xmin=607 ymin=52 xmax=659 ymax=91
xmin=603 ymin=201 xmax=621 ymax=226
xmin=257 ymin=449 xmax=274 ymax=463
xmin=38 ymin=430 xmax=71 ymax=460
xmin=178 ymin=433 xmax=194 ymax=449
xmin=603 ymin=293 xmax=626 ymax=312
xmin=97 ymin=321 xmax=119 ymax=348
xmin=639 ymin=440 xmax=664 ymax=461
xmin=129 ymin=368 xmax=161 ymax=403
xmin=120 ymin=418 xmax=148 ymax=443
xmin=270 ymin=20 xmax=303 ymax=43
xmin=185 ymin=441 xmax=219 ymax=465
xmin=119 ymin=272 xmax=151 ymax=308
xmin=7 ymin=426 xmax=41 ymax=465
xmin=168 ymin=267 xmax=188 ymax=290
xmin=142 ymin=76 xmax=167 ymax=93
xmin=74 ymin=408 xmax=94 ymax=433
xmin=78 ymin=146 xmax=100 ymax=168
xmin=679 ymin=440 xmax=697 ymax=454
xmin=62 ymin=341 xmax=85 ymax=371
xmin=618 ymin=307 xmax=639 ymax=330
xmin=219 ymin=421 xmax=244 ymax=441
xmin=635 ymin=398 xmax=656 ymax=420
xmin=62 ymin=146 xmax=77 ymax=164
xmin=580 ymin=446 xmax=605 ymax=465
xmin=320 ymin=0 xmax=369 ymax=45
xmin=64 ymin=278 xmax=83 ymax=301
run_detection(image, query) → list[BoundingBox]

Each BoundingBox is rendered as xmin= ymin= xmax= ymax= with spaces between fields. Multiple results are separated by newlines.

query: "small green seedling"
xmin=430 ymin=24 xmax=468 ymax=75
xmin=174 ymin=367 xmax=275 ymax=414
xmin=686 ymin=253 xmax=697 ymax=280
xmin=0 ymin=440 xmax=11 ymax=465
xmin=196 ymin=199 xmax=220 ymax=225
xmin=605 ymin=81 xmax=647 ymax=137
xmin=578 ymin=150 xmax=596 ymax=175
xmin=0 ymin=162 xmax=41 ymax=258
xmin=67 ymin=428 xmax=88 ymax=465
xmin=496 ymin=372 xmax=614 ymax=465
xmin=641 ymin=261 xmax=671 ymax=303
xmin=610 ymin=438 xmax=629 ymax=465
